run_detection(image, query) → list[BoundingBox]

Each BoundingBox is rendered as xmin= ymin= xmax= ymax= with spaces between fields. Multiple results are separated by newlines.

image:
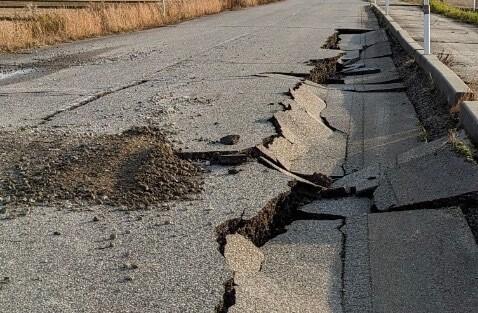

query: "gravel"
xmin=0 ymin=126 xmax=203 ymax=213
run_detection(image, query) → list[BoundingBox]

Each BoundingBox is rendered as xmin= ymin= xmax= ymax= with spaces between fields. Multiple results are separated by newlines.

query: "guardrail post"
xmin=423 ymin=0 xmax=431 ymax=55
xmin=386 ymin=0 xmax=389 ymax=15
xmin=474 ymin=0 xmax=476 ymax=12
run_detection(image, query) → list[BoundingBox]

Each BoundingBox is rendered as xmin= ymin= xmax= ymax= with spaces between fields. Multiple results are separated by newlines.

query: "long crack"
xmin=39 ymin=79 xmax=150 ymax=125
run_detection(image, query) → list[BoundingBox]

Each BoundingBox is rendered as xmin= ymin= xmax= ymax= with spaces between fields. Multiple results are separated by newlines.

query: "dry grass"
xmin=0 ymin=0 xmax=279 ymax=52
xmin=448 ymin=128 xmax=477 ymax=163
xmin=437 ymin=49 xmax=455 ymax=66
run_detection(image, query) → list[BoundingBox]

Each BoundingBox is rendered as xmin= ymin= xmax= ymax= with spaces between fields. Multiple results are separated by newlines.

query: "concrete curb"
xmin=371 ymin=4 xmax=473 ymax=107
xmin=459 ymin=101 xmax=478 ymax=145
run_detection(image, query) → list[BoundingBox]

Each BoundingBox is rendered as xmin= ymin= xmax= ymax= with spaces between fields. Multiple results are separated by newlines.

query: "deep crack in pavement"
xmin=1 ymin=0 xmax=478 ymax=312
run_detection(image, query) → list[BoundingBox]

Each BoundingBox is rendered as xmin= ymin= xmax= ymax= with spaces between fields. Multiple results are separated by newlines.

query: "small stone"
xmin=53 ymin=231 xmax=61 ymax=236
xmin=228 ymin=168 xmax=240 ymax=175
xmin=92 ymin=216 xmax=99 ymax=222
xmin=109 ymin=242 xmax=115 ymax=248
xmin=110 ymin=233 xmax=117 ymax=240
xmin=124 ymin=275 xmax=133 ymax=282
xmin=219 ymin=134 xmax=240 ymax=145
xmin=125 ymin=229 xmax=131 ymax=234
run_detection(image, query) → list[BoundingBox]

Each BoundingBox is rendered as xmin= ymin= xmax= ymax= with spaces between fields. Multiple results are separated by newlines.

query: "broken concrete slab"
xmin=259 ymin=84 xmax=346 ymax=177
xmin=224 ymin=234 xmax=264 ymax=273
xmin=301 ymin=196 xmax=371 ymax=217
xmin=338 ymin=34 xmax=364 ymax=51
xmin=290 ymin=85 xmax=326 ymax=122
xmin=327 ymin=83 xmax=405 ymax=93
xmin=344 ymin=72 xmax=401 ymax=85
xmin=360 ymin=42 xmax=392 ymax=59
xmin=229 ymin=220 xmax=343 ymax=313
xmin=364 ymin=29 xmax=388 ymax=47
xmin=374 ymin=147 xmax=478 ymax=211
xmin=332 ymin=164 xmax=381 ymax=195
xmin=396 ymin=135 xmax=448 ymax=165
xmin=369 ymin=209 xmax=478 ymax=313
xmin=340 ymin=67 xmax=381 ymax=76
xmin=258 ymin=156 xmax=319 ymax=188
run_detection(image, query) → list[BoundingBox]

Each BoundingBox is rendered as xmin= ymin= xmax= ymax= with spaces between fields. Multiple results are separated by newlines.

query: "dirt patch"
xmin=322 ymin=32 xmax=340 ymax=49
xmin=0 ymin=127 xmax=203 ymax=212
xmin=379 ymin=23 xmax=457 ymax=140
xmin=308 ymin=56 xmax=341 ymax=85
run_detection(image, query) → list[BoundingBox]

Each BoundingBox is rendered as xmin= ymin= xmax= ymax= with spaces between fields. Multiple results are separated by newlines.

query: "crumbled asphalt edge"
xmin=214 ymin=181 xmax=345 ymax=312
xmin=0 ymin=126 xmax=204 ymax=213
xmin=373 ymin=11 xmax=456 ymax=140
xmin=256 ymin=53 xmax=341 ymax=186
xmin=308 ymin=56 xmax=342 ymax=85
xmin=322 ymin=32 xmax=340 ymax=49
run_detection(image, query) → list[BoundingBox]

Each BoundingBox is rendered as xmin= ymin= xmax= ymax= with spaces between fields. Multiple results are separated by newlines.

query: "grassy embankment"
xmin=404 ymin=0 xmax=478 ymax=24
xmin=0 ymin=0 xmax=279 ymax=52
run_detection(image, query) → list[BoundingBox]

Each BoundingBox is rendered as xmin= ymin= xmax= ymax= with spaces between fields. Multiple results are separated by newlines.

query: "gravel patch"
xmin=0 ymin=126 xmax=203 ymax=213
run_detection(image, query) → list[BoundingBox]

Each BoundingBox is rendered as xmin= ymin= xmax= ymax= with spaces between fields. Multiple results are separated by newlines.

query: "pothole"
xmin=0 ymin=126 xmax=204 ymax=214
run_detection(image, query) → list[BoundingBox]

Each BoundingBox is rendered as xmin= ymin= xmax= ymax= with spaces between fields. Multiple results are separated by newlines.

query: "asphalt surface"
xmin=1 ymin=0 xmax=478 ymax=312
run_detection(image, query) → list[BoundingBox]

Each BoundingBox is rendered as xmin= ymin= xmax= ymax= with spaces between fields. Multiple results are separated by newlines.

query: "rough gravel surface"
xmin=0 ymin=126 xmax=203 ymax=213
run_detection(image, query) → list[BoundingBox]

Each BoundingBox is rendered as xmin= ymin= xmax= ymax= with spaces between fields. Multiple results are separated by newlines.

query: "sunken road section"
xmin=0 ymin=126 xmax=203 ymax=213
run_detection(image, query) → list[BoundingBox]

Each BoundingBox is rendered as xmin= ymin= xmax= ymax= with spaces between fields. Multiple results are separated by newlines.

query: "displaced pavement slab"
xmin=259 ymin=84 xmax=347 ymax=177
xmin=332 ymin=164 xmax=381 ymax=195
xmin=301 ymin=196 xmax=372 ymax=217
xmin=369 ymin=209 xmax=478 ymax=313
xmin=317 ymin=88 xmax=422 ymax=174
xmin=0 ymin=162 xmax=291 ymax=313
xmin=224 ymin=234 xmax=264 ymax=273
xmin=374 ymin=147 xmax=478 ymax=211
xmin=360 ymin=42 xmax=392 ymax=59
xmin=229 ymin=220 xmax=344 ymax=313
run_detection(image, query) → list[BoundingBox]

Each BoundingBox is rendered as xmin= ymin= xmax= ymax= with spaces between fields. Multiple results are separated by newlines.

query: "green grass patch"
xmin=400 ymin=0 xmax=478 ymax=25
xmin=431 ymin=0 xmax=478 ymax=25
xmin=448 ymin=129 xmax=477 ymax=164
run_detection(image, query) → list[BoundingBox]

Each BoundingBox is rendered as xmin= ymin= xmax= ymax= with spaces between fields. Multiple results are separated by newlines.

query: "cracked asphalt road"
xmin=1 ymin=0 xmax=478 ymax=312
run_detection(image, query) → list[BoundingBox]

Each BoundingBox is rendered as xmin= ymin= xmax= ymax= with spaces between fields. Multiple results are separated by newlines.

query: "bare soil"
xmin=0 ymin=127 xmax=203 ymax=213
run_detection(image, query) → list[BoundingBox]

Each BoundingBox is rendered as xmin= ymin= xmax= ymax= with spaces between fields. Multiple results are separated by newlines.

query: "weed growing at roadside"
xmin=448 ymin=129 xmax=477 ymax=164
xmin=418 ymin=124 xmax=428 ymax=142
xmin=437 ymin=49 xmax=454 ymax=67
